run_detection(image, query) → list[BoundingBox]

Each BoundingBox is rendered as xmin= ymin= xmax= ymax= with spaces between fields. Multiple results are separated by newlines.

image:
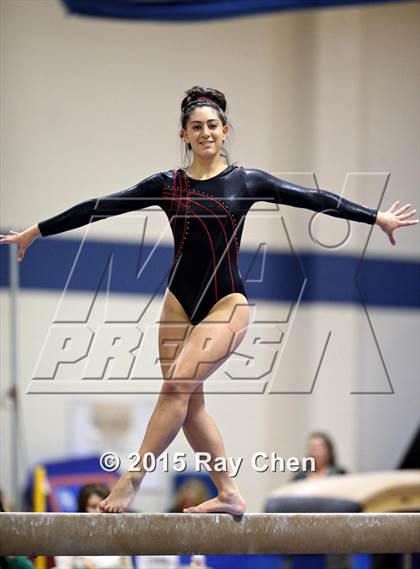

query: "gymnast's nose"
xmin=202 ymin=125 xmax=212 ymax=137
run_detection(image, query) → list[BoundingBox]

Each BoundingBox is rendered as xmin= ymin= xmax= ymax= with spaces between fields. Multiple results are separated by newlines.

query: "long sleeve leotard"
xmin=38 ymin=165 xmax=377 ymax=325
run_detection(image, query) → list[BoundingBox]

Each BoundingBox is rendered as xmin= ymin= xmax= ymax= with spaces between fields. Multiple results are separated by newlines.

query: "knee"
xmin=161 ymin=379 xmax=194 ymax=400
xmin=160 ymin=359 xmax=198 ymax=402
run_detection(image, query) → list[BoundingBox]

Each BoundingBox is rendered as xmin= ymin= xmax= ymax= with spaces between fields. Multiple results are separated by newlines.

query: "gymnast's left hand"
xmin=0 ymin=224 xmax=41 ymax=261
xmin=375 ymin=201 xmax=418 ymax=246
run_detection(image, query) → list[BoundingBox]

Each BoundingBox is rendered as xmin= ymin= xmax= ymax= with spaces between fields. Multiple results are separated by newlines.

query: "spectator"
xmin=294 ymin=431 xmax=347 ymax=481
xmin=293 ymin=433 xmax=349 ymax=569
xmin=53 ymin=483 xmax=133 ymax=569
xmin=169 ymin=478 xmax=211 ymax=513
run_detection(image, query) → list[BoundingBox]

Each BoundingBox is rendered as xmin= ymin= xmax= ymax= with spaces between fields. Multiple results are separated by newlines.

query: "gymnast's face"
xmin=85 ymin=492 xmax=104 ymax=513
xmin=182 ymin=107 xmax=228 ymax=160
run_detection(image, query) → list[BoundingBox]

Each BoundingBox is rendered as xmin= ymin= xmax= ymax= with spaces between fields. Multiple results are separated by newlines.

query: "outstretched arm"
xmin=0 ymin=172 xmax=164 ymax=261
xmin=243 ymin=168 xmax=418 ymax=244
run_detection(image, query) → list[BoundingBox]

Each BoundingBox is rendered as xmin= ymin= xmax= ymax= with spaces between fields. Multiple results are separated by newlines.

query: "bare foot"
xmin=99 ymin=472 xmax=141 ymax=513
xmin=183 ymin=492 xmax=246 ymax=516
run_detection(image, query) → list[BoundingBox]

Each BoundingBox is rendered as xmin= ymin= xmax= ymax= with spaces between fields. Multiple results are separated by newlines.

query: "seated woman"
xmin=294 ymin=431 xmax=347 ymax=481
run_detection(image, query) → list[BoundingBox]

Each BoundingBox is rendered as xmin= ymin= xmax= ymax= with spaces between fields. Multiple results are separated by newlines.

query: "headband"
xmin=195 ymin=97 xmax=214 ymax=104
xmin=184 ymin=96 xmax=223 ymax=112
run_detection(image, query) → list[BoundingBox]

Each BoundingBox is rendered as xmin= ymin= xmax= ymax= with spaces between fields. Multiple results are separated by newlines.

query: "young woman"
xmin=293 ymin=432 xmax=346 ymax=480
xmin=1 ymin=86 xmax=417 ymax=515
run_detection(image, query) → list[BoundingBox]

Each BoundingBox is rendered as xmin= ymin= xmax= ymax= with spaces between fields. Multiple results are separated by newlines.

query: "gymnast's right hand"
xmin=0 ymin=224 xmax=41 ymax=261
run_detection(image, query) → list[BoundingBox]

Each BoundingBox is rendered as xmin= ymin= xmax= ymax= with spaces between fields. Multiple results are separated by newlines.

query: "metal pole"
xmin=8 ymin=243 xmax=19 ymax=508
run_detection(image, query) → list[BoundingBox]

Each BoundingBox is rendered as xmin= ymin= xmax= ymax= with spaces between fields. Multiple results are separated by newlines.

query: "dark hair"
xmin=309 ymin=431 xmax=337 ymax=467
xmin=77 ymin=483 xmax=109 ymax=512
xmin=179 ymin=85 xmax=233 ymax=168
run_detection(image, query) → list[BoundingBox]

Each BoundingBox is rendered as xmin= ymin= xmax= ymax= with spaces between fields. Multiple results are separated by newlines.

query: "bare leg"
xmin=181 ymin=295 xmax=249 ymax=514
xmin=99 ymin=387 xmax=191 ymax=513
xmin=182 ymin=385 xmax=246 ymax=515
xmin=99 ymin=291 xmax=249 ymax=513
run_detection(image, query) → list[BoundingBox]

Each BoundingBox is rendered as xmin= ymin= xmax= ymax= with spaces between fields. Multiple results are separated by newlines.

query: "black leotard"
xmin=37 ymin=165 xmax=378 ymax=325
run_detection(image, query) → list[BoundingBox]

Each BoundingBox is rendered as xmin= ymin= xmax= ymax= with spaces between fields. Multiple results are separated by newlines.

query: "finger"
xmin=395 ymin=203 xmax=411 ymax=215
xmin=388 ymin=201 xmax=400 ymax=213
xmin=398 ymin=209 xmax=416 ymax=220
xmin=389 ymin=231 xmax=396 ymax=246
xmin=9 ymin=230 xmax=19 ymax=234
xmin=397 ymin=219 xmax=419 ymax=226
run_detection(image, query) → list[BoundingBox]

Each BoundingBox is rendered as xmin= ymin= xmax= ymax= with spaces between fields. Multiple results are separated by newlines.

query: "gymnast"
xmin=1 ymin=86 xmax=417 ymax=515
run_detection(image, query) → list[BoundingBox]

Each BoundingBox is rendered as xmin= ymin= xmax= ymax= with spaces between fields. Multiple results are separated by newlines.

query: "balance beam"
xmin=1 ymin=513 xmax=419 ymax=555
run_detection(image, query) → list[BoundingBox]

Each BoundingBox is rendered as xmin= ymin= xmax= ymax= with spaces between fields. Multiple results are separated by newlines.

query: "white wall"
xmin=1 ymin=0 xmax=418 ymax=513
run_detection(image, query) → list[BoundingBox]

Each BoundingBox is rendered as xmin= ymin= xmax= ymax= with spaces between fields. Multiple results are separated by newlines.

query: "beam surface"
xmin=1 ymin=513 xmax=419 ymax=555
